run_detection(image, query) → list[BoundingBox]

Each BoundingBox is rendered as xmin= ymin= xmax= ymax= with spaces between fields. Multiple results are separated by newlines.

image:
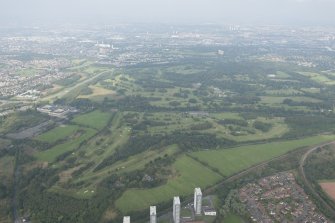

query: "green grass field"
xmin=77 ymin=85 xmax=116 ymax=102
xmin=16 ymin=68 xmax=38 ymax=76
xmin=0 ymin=111 xmax=47 ymax=134
xmin=116 ymin=134 xmax=335 ymax=213
xmin=223 ymin=213 xmax=245 ymax=223
xmin=72 ymin=110 xmax=112 ymax=130
xmin=0 ymin=156 xmax=14 ymax=180
xmin=36 ymin=127 xmax=97 ymax=162
xmin=0 ymin=138 xmax=10 ymax=150
xmin=299 ymin=72 xmax=335 ymax=85
xmin=191 ymin=134 xmax=335 ymax=176
xmin=265 ymin=88 xmax=302 ymax=96
xmin=275 ymin=71 xmax=291 ymax=78
xmin=82 ymin=66 xmax=107 ymax=74
xmin=115 ymin=155 xmax=222 ymax=212
xmin=35 ymin=125 xmax=80 ymax=143
xmin=260 ymin=96 xmax=322 ymax=104
xmin=205 ymin=117 xmax=289 ymax=142
xmin=210 ymin=112 xmax=242 ymax=120
xmin=76 ymin=144 xmax=178 ymax=185
xmin=101 ymin=145 xmax=178 ymax=174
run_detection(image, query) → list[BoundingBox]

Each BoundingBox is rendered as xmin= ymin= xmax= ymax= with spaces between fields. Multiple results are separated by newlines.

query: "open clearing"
xmin=320 ymin=181 xmax=335 ymax=200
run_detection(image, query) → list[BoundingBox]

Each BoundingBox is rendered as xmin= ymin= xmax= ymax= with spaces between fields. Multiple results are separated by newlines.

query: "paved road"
xmin=298 ymin=141 xmax=335 ymax=217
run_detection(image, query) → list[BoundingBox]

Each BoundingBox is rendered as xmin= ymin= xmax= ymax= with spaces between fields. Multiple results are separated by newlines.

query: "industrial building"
xmin=194 ymin=187 xmax=202 ymax=215
xmin=173 ymin=196 xmax=181 ymax=223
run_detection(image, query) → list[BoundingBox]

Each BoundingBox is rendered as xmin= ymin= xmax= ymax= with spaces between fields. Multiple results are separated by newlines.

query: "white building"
xmin=173 ymin=196 xmax=181 ymax=223
xmin=194 ymin=187 xmax=202 ymax=215
xmin=150 ymin=206 xmax=157 ymax=223
xmin=218 ymin=50 xmax=225 ymax=56
xmin=123 ymin=216 xmax=130 ymax=223
xmin=204 ymin=210 xmax=217 ymax=216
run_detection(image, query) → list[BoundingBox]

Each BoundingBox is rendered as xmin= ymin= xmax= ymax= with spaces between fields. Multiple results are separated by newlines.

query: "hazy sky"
xmin=1 ymin=0 xmax=335 ymax=26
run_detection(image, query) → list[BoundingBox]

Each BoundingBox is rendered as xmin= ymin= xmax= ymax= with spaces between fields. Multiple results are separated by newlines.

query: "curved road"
xmin=299 ymin=141 xmax=335 ymax=217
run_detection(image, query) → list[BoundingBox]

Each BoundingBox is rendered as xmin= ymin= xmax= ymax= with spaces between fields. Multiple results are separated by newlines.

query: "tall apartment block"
xmin=150 ymin=206 xmax=157 ymax=223
xmin=173 ymin=196 xmax=181 ymax=223
xmin=123 ymin=216 xmax=130 ymax=223
xmin=194 ymin=187 xmax=202 ymax=215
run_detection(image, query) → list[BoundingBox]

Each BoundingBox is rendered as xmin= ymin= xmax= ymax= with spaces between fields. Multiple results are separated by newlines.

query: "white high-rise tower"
xmin=123 ymin=216 xmax=130 ymax=223
xmin=173 ymin=196 xmax=181 ymax=223
xmin=150 ymin=206 xmax=157 ymax=223
xmin=194 ymin=187 xmax=202 ymax=215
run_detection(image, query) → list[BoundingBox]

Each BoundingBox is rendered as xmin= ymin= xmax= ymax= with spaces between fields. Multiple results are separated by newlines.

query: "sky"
xmin=1 ymin=0 xmax=335 ymax=26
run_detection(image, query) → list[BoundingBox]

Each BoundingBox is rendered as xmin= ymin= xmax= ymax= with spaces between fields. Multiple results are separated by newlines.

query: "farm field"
xmin=320 ymin=181 xmax=335 ymax=201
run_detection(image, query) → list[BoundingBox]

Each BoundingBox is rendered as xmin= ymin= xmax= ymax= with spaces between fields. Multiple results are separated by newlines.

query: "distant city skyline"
xmin=1 ymin=0 xmax=335 ymax=26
